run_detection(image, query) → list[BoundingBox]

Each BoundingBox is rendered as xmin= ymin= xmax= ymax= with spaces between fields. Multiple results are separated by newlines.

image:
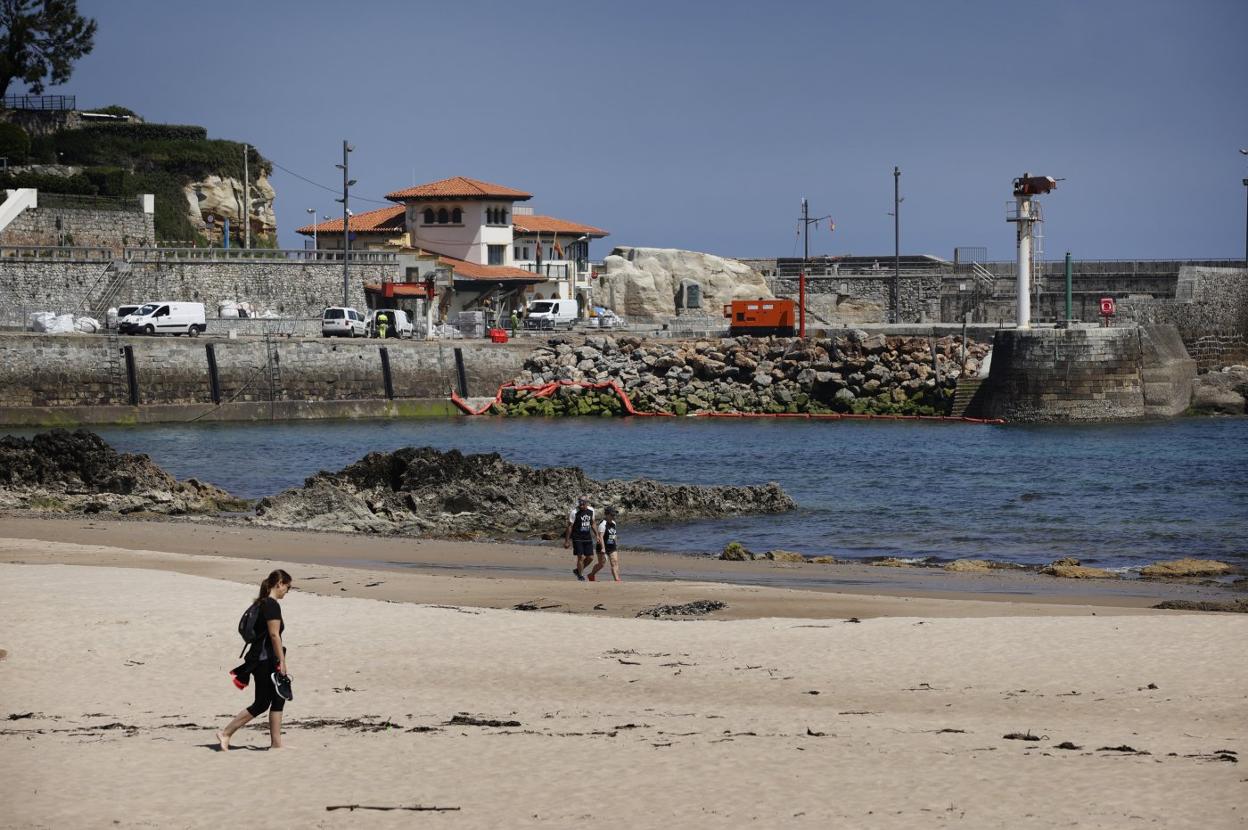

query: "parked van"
xmin=119 ymin=302 xmax=206 ymax=336
xmin=321 ymin=307 xmax=366 ymax=337
xmin=523 ymin=298 xmax=579 ymax=330
xmin=366 ymin=309 xmax=413 ymax=339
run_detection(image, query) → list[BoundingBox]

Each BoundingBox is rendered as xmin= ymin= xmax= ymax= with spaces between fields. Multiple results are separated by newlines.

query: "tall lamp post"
xmin=799 ymin=198 xmax=832 ymax=338
xmin=1240 ymin=148 xmax=1248 ymax=266
xmin=306 ymin=207 xmax=318 ymax=254
xmin=335 ymin=141 xmax=355 ymax=307
xmin=892 ymin=167 xmax=901 ymax=324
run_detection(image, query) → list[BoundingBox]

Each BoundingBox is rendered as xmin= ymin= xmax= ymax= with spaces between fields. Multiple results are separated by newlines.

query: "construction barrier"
xmin=451 ymin=380 xmax=1005 ymax=424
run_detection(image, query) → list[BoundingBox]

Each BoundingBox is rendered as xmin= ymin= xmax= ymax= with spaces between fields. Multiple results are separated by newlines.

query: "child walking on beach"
xmin=217 ymin=569 xmax=293 ymax=751
xmin=590 ymin=506 xmax=622 ymax=582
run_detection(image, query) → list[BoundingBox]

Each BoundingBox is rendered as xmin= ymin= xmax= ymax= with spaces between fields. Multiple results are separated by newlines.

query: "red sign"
xmin=1099 ymin=297 xmax=1115 ymax=316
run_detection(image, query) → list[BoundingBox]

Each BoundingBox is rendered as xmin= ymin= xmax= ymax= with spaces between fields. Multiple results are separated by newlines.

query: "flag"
xmin=534 ymin=231 xmax=542 ymax=265
xmin=553 ymin=232 xmax=563 ymax=259
xmin=829 ymin=220 xmax=836 ymax=232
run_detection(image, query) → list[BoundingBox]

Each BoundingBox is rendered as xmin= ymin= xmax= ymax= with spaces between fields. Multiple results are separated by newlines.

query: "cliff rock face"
xmin=599 ymin=247 xmax=771 ymax=321
xmin=184 ymin=173 xmax=277 ymax=245
xmin=0 ymin=430 xmax=245 ymax=514
xmin=254 ymin=446 xmax=794 ymax=537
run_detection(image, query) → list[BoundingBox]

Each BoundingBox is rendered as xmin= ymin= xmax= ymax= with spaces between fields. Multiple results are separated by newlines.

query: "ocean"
xmin=18 ymin=417 xmax=1248 ymax=570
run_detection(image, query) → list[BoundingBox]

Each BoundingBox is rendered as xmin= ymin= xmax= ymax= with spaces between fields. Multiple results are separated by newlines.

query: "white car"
xmin=366 ymin=309 xmax=414 ymax=339
xmin=321 ymin=307 xmax=366 ymax=337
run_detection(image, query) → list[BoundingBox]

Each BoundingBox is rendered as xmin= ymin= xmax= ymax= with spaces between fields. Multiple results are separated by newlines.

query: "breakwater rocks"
xmin=0 ymin=429 xmax=244 ymax=514
xmin=499 ymin=332 xmax=990 ymax=417
xmin=254 ymin=446 xmax=794 ymax=537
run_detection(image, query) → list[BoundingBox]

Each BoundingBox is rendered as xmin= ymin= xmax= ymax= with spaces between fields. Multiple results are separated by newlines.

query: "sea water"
xmin=21 ymin=417 xmax=1248 ymax=569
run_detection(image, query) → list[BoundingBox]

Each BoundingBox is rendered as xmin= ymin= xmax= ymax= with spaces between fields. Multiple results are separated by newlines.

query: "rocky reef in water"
xmin=0 ymin=429 xmax=246 ymax=515
xmin=497 ymin=332 xmax=991 ymax=417
xmin=253 ymin=446 xmax=794 ymax=537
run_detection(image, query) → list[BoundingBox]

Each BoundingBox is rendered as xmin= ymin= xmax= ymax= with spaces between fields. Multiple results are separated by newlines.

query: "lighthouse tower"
xmin=1007 ymin=173 xmax=1057 ymax=328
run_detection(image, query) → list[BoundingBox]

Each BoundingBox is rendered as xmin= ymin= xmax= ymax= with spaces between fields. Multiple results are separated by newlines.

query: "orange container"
xmin=723 ymin=298 xmax=795 ymax=336
xmin=488 ymin=328 xmax=509 ymax=343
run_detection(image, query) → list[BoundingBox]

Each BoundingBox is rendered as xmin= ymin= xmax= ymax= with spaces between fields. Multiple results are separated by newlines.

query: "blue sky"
xmin=57 ymin=0 xmax=1248 ymax=260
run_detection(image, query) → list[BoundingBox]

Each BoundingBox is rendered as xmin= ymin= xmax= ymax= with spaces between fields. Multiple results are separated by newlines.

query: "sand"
xmin=1 ymin=525 xmax=1246 ymax=828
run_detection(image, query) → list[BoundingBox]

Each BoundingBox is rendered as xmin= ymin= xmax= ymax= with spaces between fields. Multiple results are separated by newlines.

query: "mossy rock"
xmin=809 ymin=556 xmax=839 ymax=564
xmin=1140 ymin=558 xmax=1235 ymax=579
xmin=765 ymin=549 xmax=806 ymax=563
xmin=720 ymin=541 xmax=755 ymax=561
xmin=1042 ymin=564 xmax=1117 ymax=579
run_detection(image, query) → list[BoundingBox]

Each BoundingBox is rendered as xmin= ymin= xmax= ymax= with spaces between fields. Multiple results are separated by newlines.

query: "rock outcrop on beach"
xmin=500 ymin=332 xmax=991 ymax=417
xmin=0 ymin=429 xmax=245 ymax=515
xmin=1189 ymin=366 xmax=1248 ymax=415
xmin=597 ymin=247 xmax=771 ymax=321
xmin=253 ymin=446 xmax=794 ymax=537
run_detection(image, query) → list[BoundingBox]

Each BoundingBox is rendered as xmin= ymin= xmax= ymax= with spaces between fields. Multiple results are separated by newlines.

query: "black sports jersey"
xmin=570 ymin=506 xmax=595 ymax=540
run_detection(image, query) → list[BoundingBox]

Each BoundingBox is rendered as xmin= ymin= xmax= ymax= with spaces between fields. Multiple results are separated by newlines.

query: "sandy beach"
xmin=2 ymin=520 xmax=1246 ymax=828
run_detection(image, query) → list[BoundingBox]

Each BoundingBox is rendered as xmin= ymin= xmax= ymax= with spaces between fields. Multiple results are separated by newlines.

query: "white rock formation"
xmin=598 ymin=247 xmax=771 ymax=321
xmin=183 ymin=173 xmax=277 ymax=241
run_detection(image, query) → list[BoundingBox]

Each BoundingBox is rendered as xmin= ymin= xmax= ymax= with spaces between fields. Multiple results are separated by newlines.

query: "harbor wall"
xmin=0 ymin=333 xmax=527 ymax=424
xmin=979 ymin=324 xmax=1196 ymax=422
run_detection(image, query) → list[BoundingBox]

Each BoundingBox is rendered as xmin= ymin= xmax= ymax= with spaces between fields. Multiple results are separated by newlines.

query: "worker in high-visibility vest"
xmin=376 ymin=312 xmax=389 ymax=339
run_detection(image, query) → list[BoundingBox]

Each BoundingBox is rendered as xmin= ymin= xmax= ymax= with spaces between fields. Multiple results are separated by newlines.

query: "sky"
xmin=52 ymin=0 xmax=1248 ymax=261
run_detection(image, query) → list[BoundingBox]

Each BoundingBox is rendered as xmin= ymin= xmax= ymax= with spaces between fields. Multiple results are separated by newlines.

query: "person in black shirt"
xmin=589 ymin=506 xmax=622 ymax=582
xmin=563 ymin=495 xmax=602 ymax=581
xmin=217 ymin=569 xmax=292 ymax=751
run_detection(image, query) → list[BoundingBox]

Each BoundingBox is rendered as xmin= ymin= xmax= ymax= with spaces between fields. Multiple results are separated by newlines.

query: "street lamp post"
xmin=335 ymin=141 xmax=356 ymax=308
xmin=893 ymin=166 xmax=900 ymax=325
xmin=306 ymin=207 xmax=318 ymax=255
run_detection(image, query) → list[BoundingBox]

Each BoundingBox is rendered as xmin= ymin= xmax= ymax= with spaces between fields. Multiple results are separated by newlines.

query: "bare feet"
xmin=216 ymin=731 xmax=230 ymax=751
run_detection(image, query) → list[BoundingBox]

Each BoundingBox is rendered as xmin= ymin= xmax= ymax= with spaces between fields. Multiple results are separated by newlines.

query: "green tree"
xmin=0 ymin=0 xmax=96 ymax=99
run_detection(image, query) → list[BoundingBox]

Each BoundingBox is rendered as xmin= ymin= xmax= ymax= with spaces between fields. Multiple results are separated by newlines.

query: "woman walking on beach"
xmin=217 ymin=569 xmax=292 ymax=751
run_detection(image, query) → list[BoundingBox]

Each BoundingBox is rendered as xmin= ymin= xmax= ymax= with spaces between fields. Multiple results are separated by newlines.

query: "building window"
xmin=423 ymin=208 xmax=434 ymax=224
xmin=451 ymin=207 xmax=462 ymax=224
xmin=499 ymin=208 xmax=507 ymax=225
xmin=514 ymin=247 xmax=520 ymax=260
xmin=523 ymin=246 xmax=530 ymax=259
xmin=437 ymin=208 xmax=448 ymax=224
xmin=488 ymin=244 xmax=505 ymax=265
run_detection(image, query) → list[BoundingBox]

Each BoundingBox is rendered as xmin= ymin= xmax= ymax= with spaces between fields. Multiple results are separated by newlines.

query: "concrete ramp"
xmin=0 ymin=188 xmax=37 ymax=234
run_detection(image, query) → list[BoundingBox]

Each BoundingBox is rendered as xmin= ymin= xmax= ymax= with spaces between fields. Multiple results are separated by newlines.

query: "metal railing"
xmin=1 ymin=94 xmax=75 ymax=110
xmin=123 ymin=247 xmax=397 ymax=264
xmin=0 ymin=245 xmax=113 ymax=262
xmin=515 ymin=261 xmax=571 ymax=280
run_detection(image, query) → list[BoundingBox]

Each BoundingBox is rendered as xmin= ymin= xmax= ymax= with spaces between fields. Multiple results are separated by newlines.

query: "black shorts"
xmin=603 ymin=545 xmax=617 ymax=555
xmin=247 ymin=664 xmax=286 ymax=716
xmin=572 ymin=538 xmax=596 ymax=557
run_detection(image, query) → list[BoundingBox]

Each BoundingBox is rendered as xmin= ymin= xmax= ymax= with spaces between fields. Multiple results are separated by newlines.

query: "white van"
xmin=523 ymin=298 xmax=579 ymax=330
xmin=321 ymin=307 xmax=366 ymax=337
xmin=119 ymin=302 xmax=206 ymax=336
xmin=366 ymin=309 xmax=413 ymax=339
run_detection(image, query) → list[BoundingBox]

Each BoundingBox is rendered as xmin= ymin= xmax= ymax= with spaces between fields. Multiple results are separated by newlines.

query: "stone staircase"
xmin=948 ymin=376 xmax=987 ymax=418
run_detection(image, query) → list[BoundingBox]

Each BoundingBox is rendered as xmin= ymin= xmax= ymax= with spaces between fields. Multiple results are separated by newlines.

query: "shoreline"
xmin=2 ymin=513 xmax=1240 ymax=618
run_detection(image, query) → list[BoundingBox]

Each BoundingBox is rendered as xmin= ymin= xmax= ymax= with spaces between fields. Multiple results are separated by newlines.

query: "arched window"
xmin=486 ymin=207 xmax=496 ymax=224
xmin=437 ymin=208 xmax=448 ymax=224
xmin=451 ymin=207 xmax=462 ymax=224
xmin=499 ymin=208 xmax=507 ymax=225
xmin=423 ymin=208 xmax=434 ymax=224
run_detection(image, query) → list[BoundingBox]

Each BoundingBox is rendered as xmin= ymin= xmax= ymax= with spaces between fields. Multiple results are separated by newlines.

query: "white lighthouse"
xmin=1007 ymin=173 xmax=1057 ymax=329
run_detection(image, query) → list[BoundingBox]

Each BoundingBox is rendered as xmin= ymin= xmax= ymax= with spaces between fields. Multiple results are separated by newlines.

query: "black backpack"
xmin=237 ymin=602 xmax=263 ymax=657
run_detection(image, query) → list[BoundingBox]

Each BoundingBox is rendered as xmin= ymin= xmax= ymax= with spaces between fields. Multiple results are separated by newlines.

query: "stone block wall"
xmin=0 ymin=333 xmax=529 ymax=411
xmin=0 ymin=258 xmax=394 ymax=323
xmin=1118 ymin=267 xmax=1248 ymax=369
xmin=0 ymin=206 xmax=154 ymax=254
xmin=771 ymin=275 xmax=942 ymax=323
xmin=979 ymin=324 xmax=1195 ymax=422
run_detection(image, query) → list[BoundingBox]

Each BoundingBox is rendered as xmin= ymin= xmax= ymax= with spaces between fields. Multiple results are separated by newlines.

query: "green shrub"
xmin=0 ymin=171 xmax=96 ymax=194
xmin=0 ymin=122 xmax=31 ymax=164
xmin=90 ymin=105 xmax=139 ymax=118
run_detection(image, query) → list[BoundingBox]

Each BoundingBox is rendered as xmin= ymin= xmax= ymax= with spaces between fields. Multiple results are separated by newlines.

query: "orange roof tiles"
xmin=296 ymin=205 xmax=406 ymax=235
xmin=512 ymin=214 xmax=609 ymax=238
xmin=386 ymin=176 xmax=532 ymax=202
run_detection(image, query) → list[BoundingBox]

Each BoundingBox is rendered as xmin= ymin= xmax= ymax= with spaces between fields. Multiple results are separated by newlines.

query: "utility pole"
xmin=243 ymin=144 xmax=250 ymax=250
xmin=892 ymin=166 xmax=900 ymax=325
xmin=798 ymin=197 xmax=832 ymax=339
xmin=1242 ymin=175 xmax=1248 ymax=266
xmin=335 ymin=141 xmax=356 ymax=307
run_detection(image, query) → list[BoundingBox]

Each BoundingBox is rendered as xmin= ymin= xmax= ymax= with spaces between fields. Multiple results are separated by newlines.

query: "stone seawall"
xmin=1118 ymin=266 xmax=1248 ymax=370
xmin=0 ymin=258 xmax=390 ymax=322
xmin=979 ymin=325 xmax=1196 ymax=422
xmin=0 ymin=334 xmax=527 ymax=424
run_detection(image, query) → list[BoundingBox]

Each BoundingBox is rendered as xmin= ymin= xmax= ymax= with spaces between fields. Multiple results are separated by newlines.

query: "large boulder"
xmin=1140 ymin=558 xmax=1235 ymax=579
xmin=184 ymin=172 xmax=278 ymax=245
xmin=1190 ymin=368 xmax=1248 ymax=415
xmin=598 ymin=247 xmax=771 ymax=322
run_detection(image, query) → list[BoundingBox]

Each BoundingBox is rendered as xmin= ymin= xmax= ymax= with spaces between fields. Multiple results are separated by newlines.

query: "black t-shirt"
xmin=252 ymin=597 xmax=284 ymax=664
